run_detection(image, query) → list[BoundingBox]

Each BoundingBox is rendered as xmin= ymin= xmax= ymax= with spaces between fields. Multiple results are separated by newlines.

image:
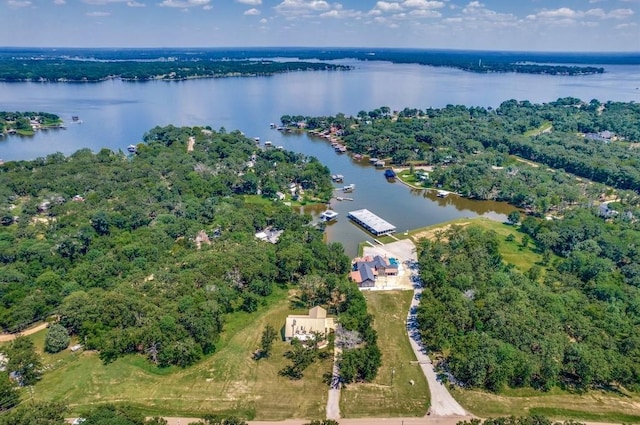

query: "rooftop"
xmin=347 ymin=208 xmax=396 ymax=236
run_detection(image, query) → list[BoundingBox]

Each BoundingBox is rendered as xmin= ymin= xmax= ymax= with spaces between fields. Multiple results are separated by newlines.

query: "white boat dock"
xmin=320 ymin=210 xmax=339 ymax=222
xmin=347 ymin=209 xmax=396 ymax=236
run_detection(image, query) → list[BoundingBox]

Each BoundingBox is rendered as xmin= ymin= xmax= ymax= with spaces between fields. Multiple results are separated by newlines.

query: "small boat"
xmin=384 ymin=169 xmax=396 ymax=179
xmin=264 ymin=141 xmax=272 ymax=147
xmin=269 ymin=123 xmax=276 ymax=128
xmin=320 ymin=210 xmax=339 ymax=222
xmin=254 ymin=137 xmax=260 ymax=142
xmin=331 ymin=174 xmax=344 ymax=182
xmin=437 ymin=190 xmax=448 ymax=198
xmin=72 ymin=116 xmax=79 ymax=121
xmin=342 ymin=184 xmax=355 ymax=192
xmin=127 ymin=144 xmax=137 ymax=153
xmin=353 ymin=154 xmax=363 ymax=160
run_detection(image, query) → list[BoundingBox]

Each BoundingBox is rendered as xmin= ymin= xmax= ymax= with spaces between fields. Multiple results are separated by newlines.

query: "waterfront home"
xmin=350 ymin=255 xmax=399 ymax=289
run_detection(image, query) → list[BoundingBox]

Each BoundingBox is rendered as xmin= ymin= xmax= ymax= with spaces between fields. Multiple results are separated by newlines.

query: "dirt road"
xmin=0 ymin=322 xmax=48 ymax=342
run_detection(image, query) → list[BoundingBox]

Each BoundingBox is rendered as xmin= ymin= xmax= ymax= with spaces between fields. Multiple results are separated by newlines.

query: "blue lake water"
xmin=1 ymin=60 xmax=639 ymax=255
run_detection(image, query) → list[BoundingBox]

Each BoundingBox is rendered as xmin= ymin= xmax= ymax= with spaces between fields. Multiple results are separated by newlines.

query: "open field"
xmin=375 ymin=217 xmax=550 ymax=276
xmin=453 ymin=387 xmax=640 ymax=423
xmin=23 ymin=288 xmax=332 ymax=420
xmin=340 ymin=290 xmax=430 ymax=418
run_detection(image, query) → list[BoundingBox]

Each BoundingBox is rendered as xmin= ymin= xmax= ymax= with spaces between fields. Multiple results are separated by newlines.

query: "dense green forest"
xmin=0 ymin=125 xmax=384 ymax=372
xmin=291 ymin=98 xmax=640 ymax=215
xmin=415 ymin=208 xmax=640 ymax=392
xmin=0 ymin=59 xmax=349 ymax=82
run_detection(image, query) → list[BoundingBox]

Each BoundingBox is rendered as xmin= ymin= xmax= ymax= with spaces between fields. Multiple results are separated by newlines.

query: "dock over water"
xmin=347 ymin=208 xmax=396 ymax=236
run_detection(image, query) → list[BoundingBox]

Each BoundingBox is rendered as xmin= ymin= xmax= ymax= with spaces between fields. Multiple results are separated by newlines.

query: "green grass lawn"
xmin=398 ymin=217 xmax=551 ymax=276
xmin=340 ymin=290 xmax=430 ymax=418
xmin=453 ymin=387 xmax=640 ymax=423
xmin=28 ymin=288 xmax=332 ymax=420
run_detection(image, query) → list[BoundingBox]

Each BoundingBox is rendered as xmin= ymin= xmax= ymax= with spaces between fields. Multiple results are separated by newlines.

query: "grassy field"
xmin=453 ymin=387 xmax=640 ymax=423
xmin=340 ymin=290 xmax=430 ymax=418
xmin=374 ymin=217 xmax=549 ymax=276
xmin=25 ymin=288 xmax=332 ymax=420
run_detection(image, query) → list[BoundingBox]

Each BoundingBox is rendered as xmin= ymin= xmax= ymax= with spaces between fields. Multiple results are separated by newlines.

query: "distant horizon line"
xmin=0 ymin=46 xmax=639 ymax=55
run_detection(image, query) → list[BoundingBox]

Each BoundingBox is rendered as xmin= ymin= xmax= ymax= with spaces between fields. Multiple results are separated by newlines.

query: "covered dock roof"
xmin=347 ymin=208 xmax=396 ymax=236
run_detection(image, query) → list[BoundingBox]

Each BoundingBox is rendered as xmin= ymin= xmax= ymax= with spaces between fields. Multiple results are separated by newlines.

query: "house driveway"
xmin=364 ymin=239 xmax=468 ymax=416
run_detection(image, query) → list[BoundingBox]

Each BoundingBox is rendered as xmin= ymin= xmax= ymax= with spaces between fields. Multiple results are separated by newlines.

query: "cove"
xmin=1 ymin=60 xmax=638 ymax=255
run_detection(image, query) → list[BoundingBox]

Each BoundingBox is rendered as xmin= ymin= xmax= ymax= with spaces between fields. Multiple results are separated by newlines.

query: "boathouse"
xmin=347 ymin=209 xmax=396 ymax=236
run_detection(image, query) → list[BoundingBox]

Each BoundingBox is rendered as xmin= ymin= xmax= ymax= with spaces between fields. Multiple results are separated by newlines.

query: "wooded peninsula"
xmin=0 ymin=51 xmax=349 ymax=82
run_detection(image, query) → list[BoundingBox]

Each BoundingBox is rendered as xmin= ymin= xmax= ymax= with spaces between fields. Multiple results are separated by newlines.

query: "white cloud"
xmin=127 ymin=0 xmax=145 ymax=6
xmin=244 ymin=7 xmax=260 ymax=14
xmin=53 ymin=0 xmax=66 ymax=4
xmin=615 ymin=21 xmax=637 ymax=29
xmin=607 ymin=8 xmax=634 ymax=18
xmin=8 ymin=0 xmax=32 ymax=6
xmin=274 ymin=0 xmax=330 ymax=13
xmin=82 ymin=0 xmax=128 ymax=4
xmin=203 ymin=4 xmax=212 ymax=9
xmin=375 ymin=1 xmax=402 ymax=12
xmin=236 ymin=0 xmax=261 ymax=4
xmin=537 ymin=8 xmax=578 ymax=19
xmin=402 ymin=0 xmax=443 ymax=9
xmin=159 ymin=0 xmax=210 ymax=7
xmin=409 ymin=8 xmax=440 ymax=17
xmin=319 ymin=6 xmax=362 ymax=18
xmin=531 ymin=7 xmax=634 ymax=21
xmin=86 ymin=10 xmax=110 ymax=16
xmin=259 ymin=17 xmax=267 ymax=23
xmin=320 ymin=9 xmax=339 ymax=17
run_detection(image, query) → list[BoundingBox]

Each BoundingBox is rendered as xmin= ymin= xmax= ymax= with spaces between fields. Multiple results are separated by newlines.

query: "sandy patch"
xmin=411 ymin=222 xmax=470 ymax=243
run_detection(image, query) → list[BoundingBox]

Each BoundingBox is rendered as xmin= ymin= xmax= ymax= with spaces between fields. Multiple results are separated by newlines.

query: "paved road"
xmin=326 ymin=345 xmax=342 ymax=420
xmin=365 ymin=240 xmax=467 ymax=417
xmin=407 ymin=288 xmax=467 ymax=416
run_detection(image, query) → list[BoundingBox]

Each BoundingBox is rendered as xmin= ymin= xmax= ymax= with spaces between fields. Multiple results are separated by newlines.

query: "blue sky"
xmin=1 ymin=0 xmax=638 ymax=51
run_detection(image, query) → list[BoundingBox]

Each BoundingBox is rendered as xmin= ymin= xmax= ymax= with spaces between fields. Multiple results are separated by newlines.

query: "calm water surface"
xmin=1 ymin=61 xmax=638 ymax=255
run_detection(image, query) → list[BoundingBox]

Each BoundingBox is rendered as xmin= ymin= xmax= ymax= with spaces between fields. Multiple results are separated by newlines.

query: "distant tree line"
xmin=0 ymin=59 xmax=350 ymax=82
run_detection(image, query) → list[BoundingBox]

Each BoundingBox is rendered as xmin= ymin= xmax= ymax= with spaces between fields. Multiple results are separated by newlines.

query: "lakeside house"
xmin=255 ymin=227 xmax=283 ymax=244
xmin=349 ymin=255 xmax=399 ymax=288
xmin=284 ymin=306 xmax=335 ymax=342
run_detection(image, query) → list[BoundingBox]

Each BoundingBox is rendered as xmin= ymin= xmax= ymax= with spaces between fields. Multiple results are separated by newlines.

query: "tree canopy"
xmin=416 ymin=212 xmax=640 ymax=392
xmin=0 ymin=125 xmax=341 ymax=367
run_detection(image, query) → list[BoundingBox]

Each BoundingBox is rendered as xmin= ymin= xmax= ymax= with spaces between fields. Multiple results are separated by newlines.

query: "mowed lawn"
xmin=28 ymin=289 xmax=332 ymax=420
xmin=340 ymin=290 xmax=430 ymax=418
xmin=453 ymin=387 xmax=640 ymax=423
